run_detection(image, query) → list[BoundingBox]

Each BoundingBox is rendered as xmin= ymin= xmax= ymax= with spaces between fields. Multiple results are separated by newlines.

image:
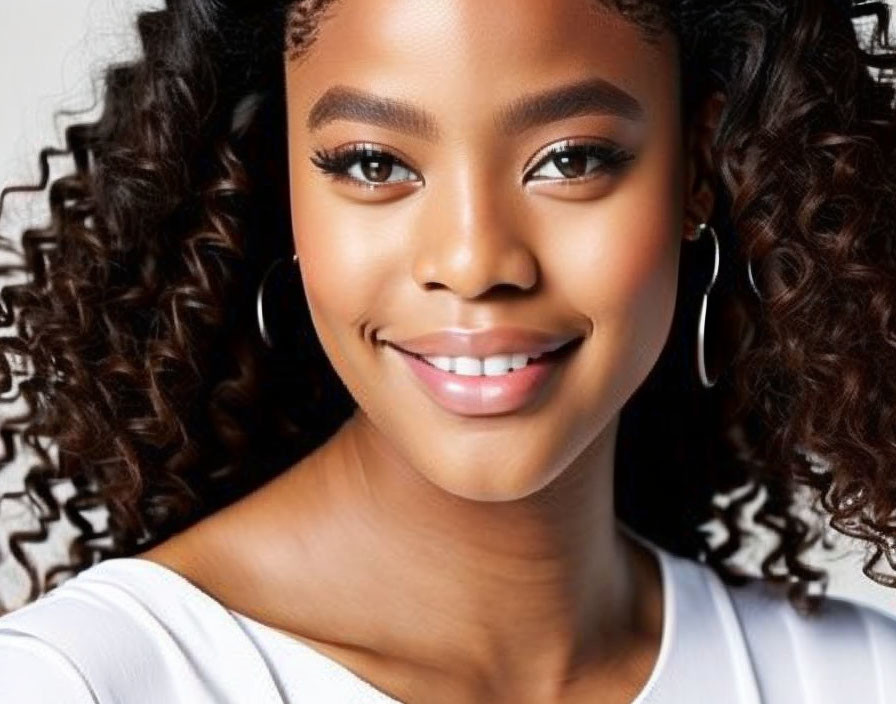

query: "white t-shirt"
xmin=1 ymin=530 xmax=895 ymax=703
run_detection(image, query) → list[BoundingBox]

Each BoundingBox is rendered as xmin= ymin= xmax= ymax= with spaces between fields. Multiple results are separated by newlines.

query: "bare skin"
xmin=139 ymin=1 xmax=724 ymax=702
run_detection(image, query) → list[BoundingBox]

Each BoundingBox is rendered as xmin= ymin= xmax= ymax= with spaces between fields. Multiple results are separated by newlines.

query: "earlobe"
xmin=682 ymin=90 xmax=727 ymax=239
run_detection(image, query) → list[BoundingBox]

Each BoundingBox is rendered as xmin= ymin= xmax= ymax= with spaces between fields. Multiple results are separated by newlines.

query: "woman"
xmin=0 ymin=0 xmax=895 ymax=701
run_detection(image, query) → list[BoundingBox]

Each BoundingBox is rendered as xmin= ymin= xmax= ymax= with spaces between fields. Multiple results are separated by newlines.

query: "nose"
xmin=411 ymin=175 xmax=538 ymax=299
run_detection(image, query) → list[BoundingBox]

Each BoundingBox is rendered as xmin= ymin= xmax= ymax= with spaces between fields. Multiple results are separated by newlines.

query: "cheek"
xmin=602 ymin=207 xmax=679 ymax=330
xmin=599 ymin=141 xmax=685 ymax=364
xmin=285 ymin=124 xmax=389 ymax=349
xmin=611 ymin=227 xmax=680 ymax=371
xmin=548 ymin=165 xmax=683 ymax=393
xmin=574 ymin=221 xmax=679 ymax=373
xmin=558 ymin=183 xmax=680 ymax=326
xmin=288 ymin=175 xmax=391 ymax=346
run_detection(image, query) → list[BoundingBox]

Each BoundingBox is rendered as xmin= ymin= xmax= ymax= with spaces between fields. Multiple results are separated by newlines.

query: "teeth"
xmin=422 ymin=352 xmax=542 ymax=376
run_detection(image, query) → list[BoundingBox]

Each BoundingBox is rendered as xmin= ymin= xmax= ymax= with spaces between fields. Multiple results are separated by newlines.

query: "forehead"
xmin=286 ymin=0 xmax=678 ymax=129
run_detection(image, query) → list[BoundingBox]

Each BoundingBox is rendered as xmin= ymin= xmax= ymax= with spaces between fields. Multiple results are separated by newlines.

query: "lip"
xmin=385 ymin=326 xmax=583 ymax=358
xmin=390 ymin=337 xmax=582 ymax=416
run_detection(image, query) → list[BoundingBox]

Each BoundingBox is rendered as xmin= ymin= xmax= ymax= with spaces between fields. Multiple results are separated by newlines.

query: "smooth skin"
xmin=139 ymin=1 xmax=725 ymax=702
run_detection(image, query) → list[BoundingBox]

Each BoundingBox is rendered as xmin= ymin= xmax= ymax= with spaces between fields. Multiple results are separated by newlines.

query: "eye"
xmin=309 ymin=140 xmax=634 ymax=190
xmin=310 ymin=144 xmax=420 ymax=189
xmin=524 ymin=140 xmax=634 ymax=184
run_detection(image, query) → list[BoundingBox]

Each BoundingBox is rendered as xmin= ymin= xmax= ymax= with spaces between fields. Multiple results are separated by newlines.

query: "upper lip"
xmin=386 ymin=326 xmax=583 ymax=358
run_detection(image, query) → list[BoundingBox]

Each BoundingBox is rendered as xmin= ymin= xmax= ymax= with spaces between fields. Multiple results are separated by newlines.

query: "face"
xmin=285 ymin=0 xmax=708 ymax=501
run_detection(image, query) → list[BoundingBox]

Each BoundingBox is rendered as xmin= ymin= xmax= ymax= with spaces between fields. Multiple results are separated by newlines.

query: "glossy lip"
xmin=385 ymin=326 xmax=584 ymax=359
xmin=390 ymin=337 xmax=582 ymax=416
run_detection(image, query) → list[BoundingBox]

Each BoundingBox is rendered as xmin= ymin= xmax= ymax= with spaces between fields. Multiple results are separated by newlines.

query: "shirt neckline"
xmin=618 ymin=520 xmax=674 ymax=703
xmin=88 ymin=523 xmax=672 ymax=703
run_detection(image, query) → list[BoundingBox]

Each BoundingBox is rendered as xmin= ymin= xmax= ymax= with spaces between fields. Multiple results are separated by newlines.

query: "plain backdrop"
xmin=0 ymin=0 xmax=895 ymax=618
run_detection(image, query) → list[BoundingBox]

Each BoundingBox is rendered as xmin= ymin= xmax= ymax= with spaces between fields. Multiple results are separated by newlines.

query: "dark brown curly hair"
xmin=1 ymin=0 xmax=895 ymax=617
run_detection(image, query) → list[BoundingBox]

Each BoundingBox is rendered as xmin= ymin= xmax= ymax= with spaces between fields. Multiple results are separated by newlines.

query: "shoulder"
xmin=724 ymin=572 xmax=896 ymax=643
xmin=0 ymin=559 xmax=179 ymax=703
xmin=0 ymin=623 xmax=97 ymax=703
xmin=721 ymin=573 xmax=896 ymax=701
xmin=0 ymin=558 xmax=285 ymax=704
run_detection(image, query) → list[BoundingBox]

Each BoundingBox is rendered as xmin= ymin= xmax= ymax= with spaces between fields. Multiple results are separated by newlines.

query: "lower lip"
xmin=391 ymin=342 xmax=579 ymax=416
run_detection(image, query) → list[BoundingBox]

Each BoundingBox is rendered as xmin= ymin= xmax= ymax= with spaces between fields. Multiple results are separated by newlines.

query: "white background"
xmin=0 ymin=0 xmax=894 ymax=617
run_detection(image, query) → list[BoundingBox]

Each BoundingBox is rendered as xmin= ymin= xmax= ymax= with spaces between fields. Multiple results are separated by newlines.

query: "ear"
xmin=682 ymin=90 xmax=726 ymax=240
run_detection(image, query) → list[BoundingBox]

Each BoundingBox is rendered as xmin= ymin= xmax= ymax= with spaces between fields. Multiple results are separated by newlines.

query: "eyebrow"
xmin=306 ymin=78 xmax=644 ymax=140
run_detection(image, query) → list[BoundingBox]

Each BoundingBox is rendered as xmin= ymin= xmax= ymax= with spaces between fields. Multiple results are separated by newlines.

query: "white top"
xmin=1 ymin=531 xmax=895 ymax=703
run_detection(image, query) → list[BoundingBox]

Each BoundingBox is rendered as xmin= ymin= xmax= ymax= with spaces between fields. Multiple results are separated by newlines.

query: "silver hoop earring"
xmin=256 ymin=253 xmax=299 ymax=348
xmin=685 ymin=222 xmax=720 ymax=389
xmin=747 ymin=256 xmax=761 ymax=300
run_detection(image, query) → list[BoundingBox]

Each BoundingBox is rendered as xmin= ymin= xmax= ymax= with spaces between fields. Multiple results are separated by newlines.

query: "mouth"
xmin=387 ymin=335 xmax=585 ymax=417
xmin=389 ymin=336 xmax=584 ymax=370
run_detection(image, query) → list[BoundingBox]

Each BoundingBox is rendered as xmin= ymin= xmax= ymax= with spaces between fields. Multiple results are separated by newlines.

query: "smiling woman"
xmin=1 ymin=0 xmax=896 ymax=703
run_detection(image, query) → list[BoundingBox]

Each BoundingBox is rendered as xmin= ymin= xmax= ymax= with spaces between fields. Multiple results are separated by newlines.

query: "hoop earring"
xmin=257 ymin=253 xmax=299 ymax=348
xmin=747 ymin=256 xmax=762 ymax=300
xmin=684 ymin=222 xmax=720 ymax=389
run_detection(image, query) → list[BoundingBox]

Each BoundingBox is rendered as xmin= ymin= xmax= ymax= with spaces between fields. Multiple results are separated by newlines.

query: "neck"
xmin=260 ymin=409 xmax=662 ymax=692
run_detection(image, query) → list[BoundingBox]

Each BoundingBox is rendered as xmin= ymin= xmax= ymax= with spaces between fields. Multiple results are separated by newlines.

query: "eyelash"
xmin=309 ymin=140 xmax=635 ymax=189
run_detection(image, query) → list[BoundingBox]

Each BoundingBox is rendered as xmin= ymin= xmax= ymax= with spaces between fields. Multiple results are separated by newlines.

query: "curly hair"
xmin=0 ymin=0 xmax=895 ymax=617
